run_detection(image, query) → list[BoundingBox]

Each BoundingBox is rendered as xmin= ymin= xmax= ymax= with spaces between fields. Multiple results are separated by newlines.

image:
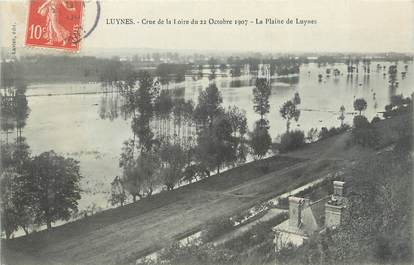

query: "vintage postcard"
xmin=0 ymin=0 xmax=413 ymax=265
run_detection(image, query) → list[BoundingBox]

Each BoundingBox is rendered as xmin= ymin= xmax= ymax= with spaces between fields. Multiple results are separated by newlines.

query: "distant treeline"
xmin=10 ymin=53 xmax=413 ymax=84
xmin=17 ymin=55 xmax=114 ymax=83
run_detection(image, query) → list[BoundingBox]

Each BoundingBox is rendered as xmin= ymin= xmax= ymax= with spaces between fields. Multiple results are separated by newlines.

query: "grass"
xmin=192 ymin=156 xmax=303 ymax=191
xmin=4 ymin=155 xmax=309 ymax=265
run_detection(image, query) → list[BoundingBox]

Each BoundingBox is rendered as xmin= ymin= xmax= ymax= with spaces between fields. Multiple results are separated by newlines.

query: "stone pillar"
xmin=333 ymin=181 xmax=345 ymax=198
xmin=325 ymin=203 xmax=345 ymax=228
xmin=326 ymin=181 xmax=347 ymax=228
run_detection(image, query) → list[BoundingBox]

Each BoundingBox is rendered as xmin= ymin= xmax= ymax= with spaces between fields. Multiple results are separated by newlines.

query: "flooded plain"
xmin=22 ymin=61 xmax=414 ymax=211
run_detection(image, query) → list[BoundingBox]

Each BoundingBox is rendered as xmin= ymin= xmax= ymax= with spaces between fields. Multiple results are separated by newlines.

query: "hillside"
xmin=3 ymin=114 xmax=409 ymax=265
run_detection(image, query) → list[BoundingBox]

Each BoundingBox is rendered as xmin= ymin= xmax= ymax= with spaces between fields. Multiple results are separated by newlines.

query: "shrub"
xmin=279 ymin=130 xmax=305 ymax=153
xmin=157 ymin=242 xmax=239 ymax=265
xmin=306 ymin=128 xmax=319 ymax=142
xmin=202 ymin=217 xmax=234 ymax=243
xmin=250 ymin=123 xmax=272 ymax=159
xmin=249 ymin=221 xmax=274 ymax=245
xmin=383 ymin=94 xmax=412 ymax=119
xmin=371 ymin=116 xmax=381 ymax=123
xmin=351 ymin=115 xmax=379 ymax=148
xmin=318 ymin=124 xmax=350 ymax=140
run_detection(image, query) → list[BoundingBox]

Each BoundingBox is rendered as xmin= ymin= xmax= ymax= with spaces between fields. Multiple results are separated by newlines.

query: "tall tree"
xmin=339 ymin=105 xmax=346 ymax=126
xmin=173 ymin=98 xmax=185 ymax=141
xmin=155 ymin=90 xmax=173 ymax=138
xmin=182 ymin=99 xmax=195 ymax=141
xmin=351 ymin=115 xmax=378 ymax=147
xmin=132 ymin=115 xmax=154 ymax=152
xmin=137 ymin=71 xmax=158 ymax=117
xmin=109 ymin=176 xmax=127 ymax=207
xmin=353 ymin=98 xmax=367 ymax=115
xmin=159 ymin=142 xmax=186 ymax=190
xmin=252 ymin=78 xmax=271 ymax=124
xmin=195 ymin=115 xmax=237 ymax=174
xmin=293 ymin=92 xmax=301 ymax=105
xmin=28 ymin=151 xmax=82 ymax=229
xmin=0 ymin=138 xmax=32 ymax=237
xmin=119 ymin=140 xmax=161 ymax=201
xmin=1 ymin=61 xmax=29 ymax=143
xmin=193 ymin=84 xmax=223 ymax=127
xmin=121 ymin=150 xmax=161 ymax=200
xmin=208 ymin=57 xmax=217 ymax=81
xmin=279 ymin=100 xmax=300 ymax=132
xmin=250 ymin=121 xmax=272 ymax=159
xmin=0 ymin=169 xmax=34 ymax=238
xmin=225 ymin=106 xmax=248 ymax=164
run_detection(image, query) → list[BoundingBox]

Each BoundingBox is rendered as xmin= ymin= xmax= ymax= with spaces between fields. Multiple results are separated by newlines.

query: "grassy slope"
xmin=4 ymin=114 xmax=406 ymax=265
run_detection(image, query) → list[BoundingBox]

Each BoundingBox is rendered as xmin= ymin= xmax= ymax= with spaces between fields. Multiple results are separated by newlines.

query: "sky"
xmin=1 ymin=0 xmax=414 ymax=55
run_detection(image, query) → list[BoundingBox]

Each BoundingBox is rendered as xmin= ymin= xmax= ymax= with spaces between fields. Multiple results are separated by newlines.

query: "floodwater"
xmin=21 ymin=61 xmax=414 ymax=212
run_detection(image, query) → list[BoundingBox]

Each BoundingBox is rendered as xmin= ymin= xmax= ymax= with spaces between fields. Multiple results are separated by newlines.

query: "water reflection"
xmin=275 ymin=76 xmax=299 ymax=85
xmin=98 ymin=93 xmax=131 ymax=121
xmin=97 ymin=61 xmax=413 ymax=139
xmin=228 ymin=78 xmax=256 ymax=88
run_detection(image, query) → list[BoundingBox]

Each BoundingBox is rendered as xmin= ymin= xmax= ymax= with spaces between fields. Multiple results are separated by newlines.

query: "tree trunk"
xmin=178 ymin=120 xmax=181 ymax=140
xmin=132 ymin=194 xmax=137 ymax=202
xmin=45 ymin=208 xmax=52 ymax=229
xmin=46 ymin=220 xmax=52 ymax=230
xmin=132 ymin=133 xmax=136 ymax=158
xmin=23 ymin=227 xmax=29 ymax=236
xmin=168 ymin=118 xmax=171 ymax=137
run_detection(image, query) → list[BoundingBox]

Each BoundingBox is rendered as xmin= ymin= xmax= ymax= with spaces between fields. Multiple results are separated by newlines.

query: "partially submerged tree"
xmin=159 ymin=142 xmax=186 ymax=190
xmin=293 ymin=92 xmax=301 ymax=105
xmin=252 ymin=78 xmax=271 ymax=123
xmin=279 ymin=100 xmax=300 ymax=132
xmin=250 ymin=121 xmax=272 ymax=159
xmin=353 ymin=98 xmax=367 ymax=115
xmin=109 ymin=176 xmax=127 ymax=207
xmin=338 ymin=105 xmax=346 ymax=126
xmin=383 ymin=94 xmax=412 ymax=118
xmin=195 ymin=115 xmax=237 ymax=174
xmin=225 ymin=106 xmax=248 ymax=164
xmin=121 ymin=148 xmax=161 ymax=201
xmin=193 ymin=84 xmax=223 ymax=127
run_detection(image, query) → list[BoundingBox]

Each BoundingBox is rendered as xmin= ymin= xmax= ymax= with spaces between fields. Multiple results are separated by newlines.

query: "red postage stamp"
xmin=25 ymin=0 xmax=84 ymax=52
